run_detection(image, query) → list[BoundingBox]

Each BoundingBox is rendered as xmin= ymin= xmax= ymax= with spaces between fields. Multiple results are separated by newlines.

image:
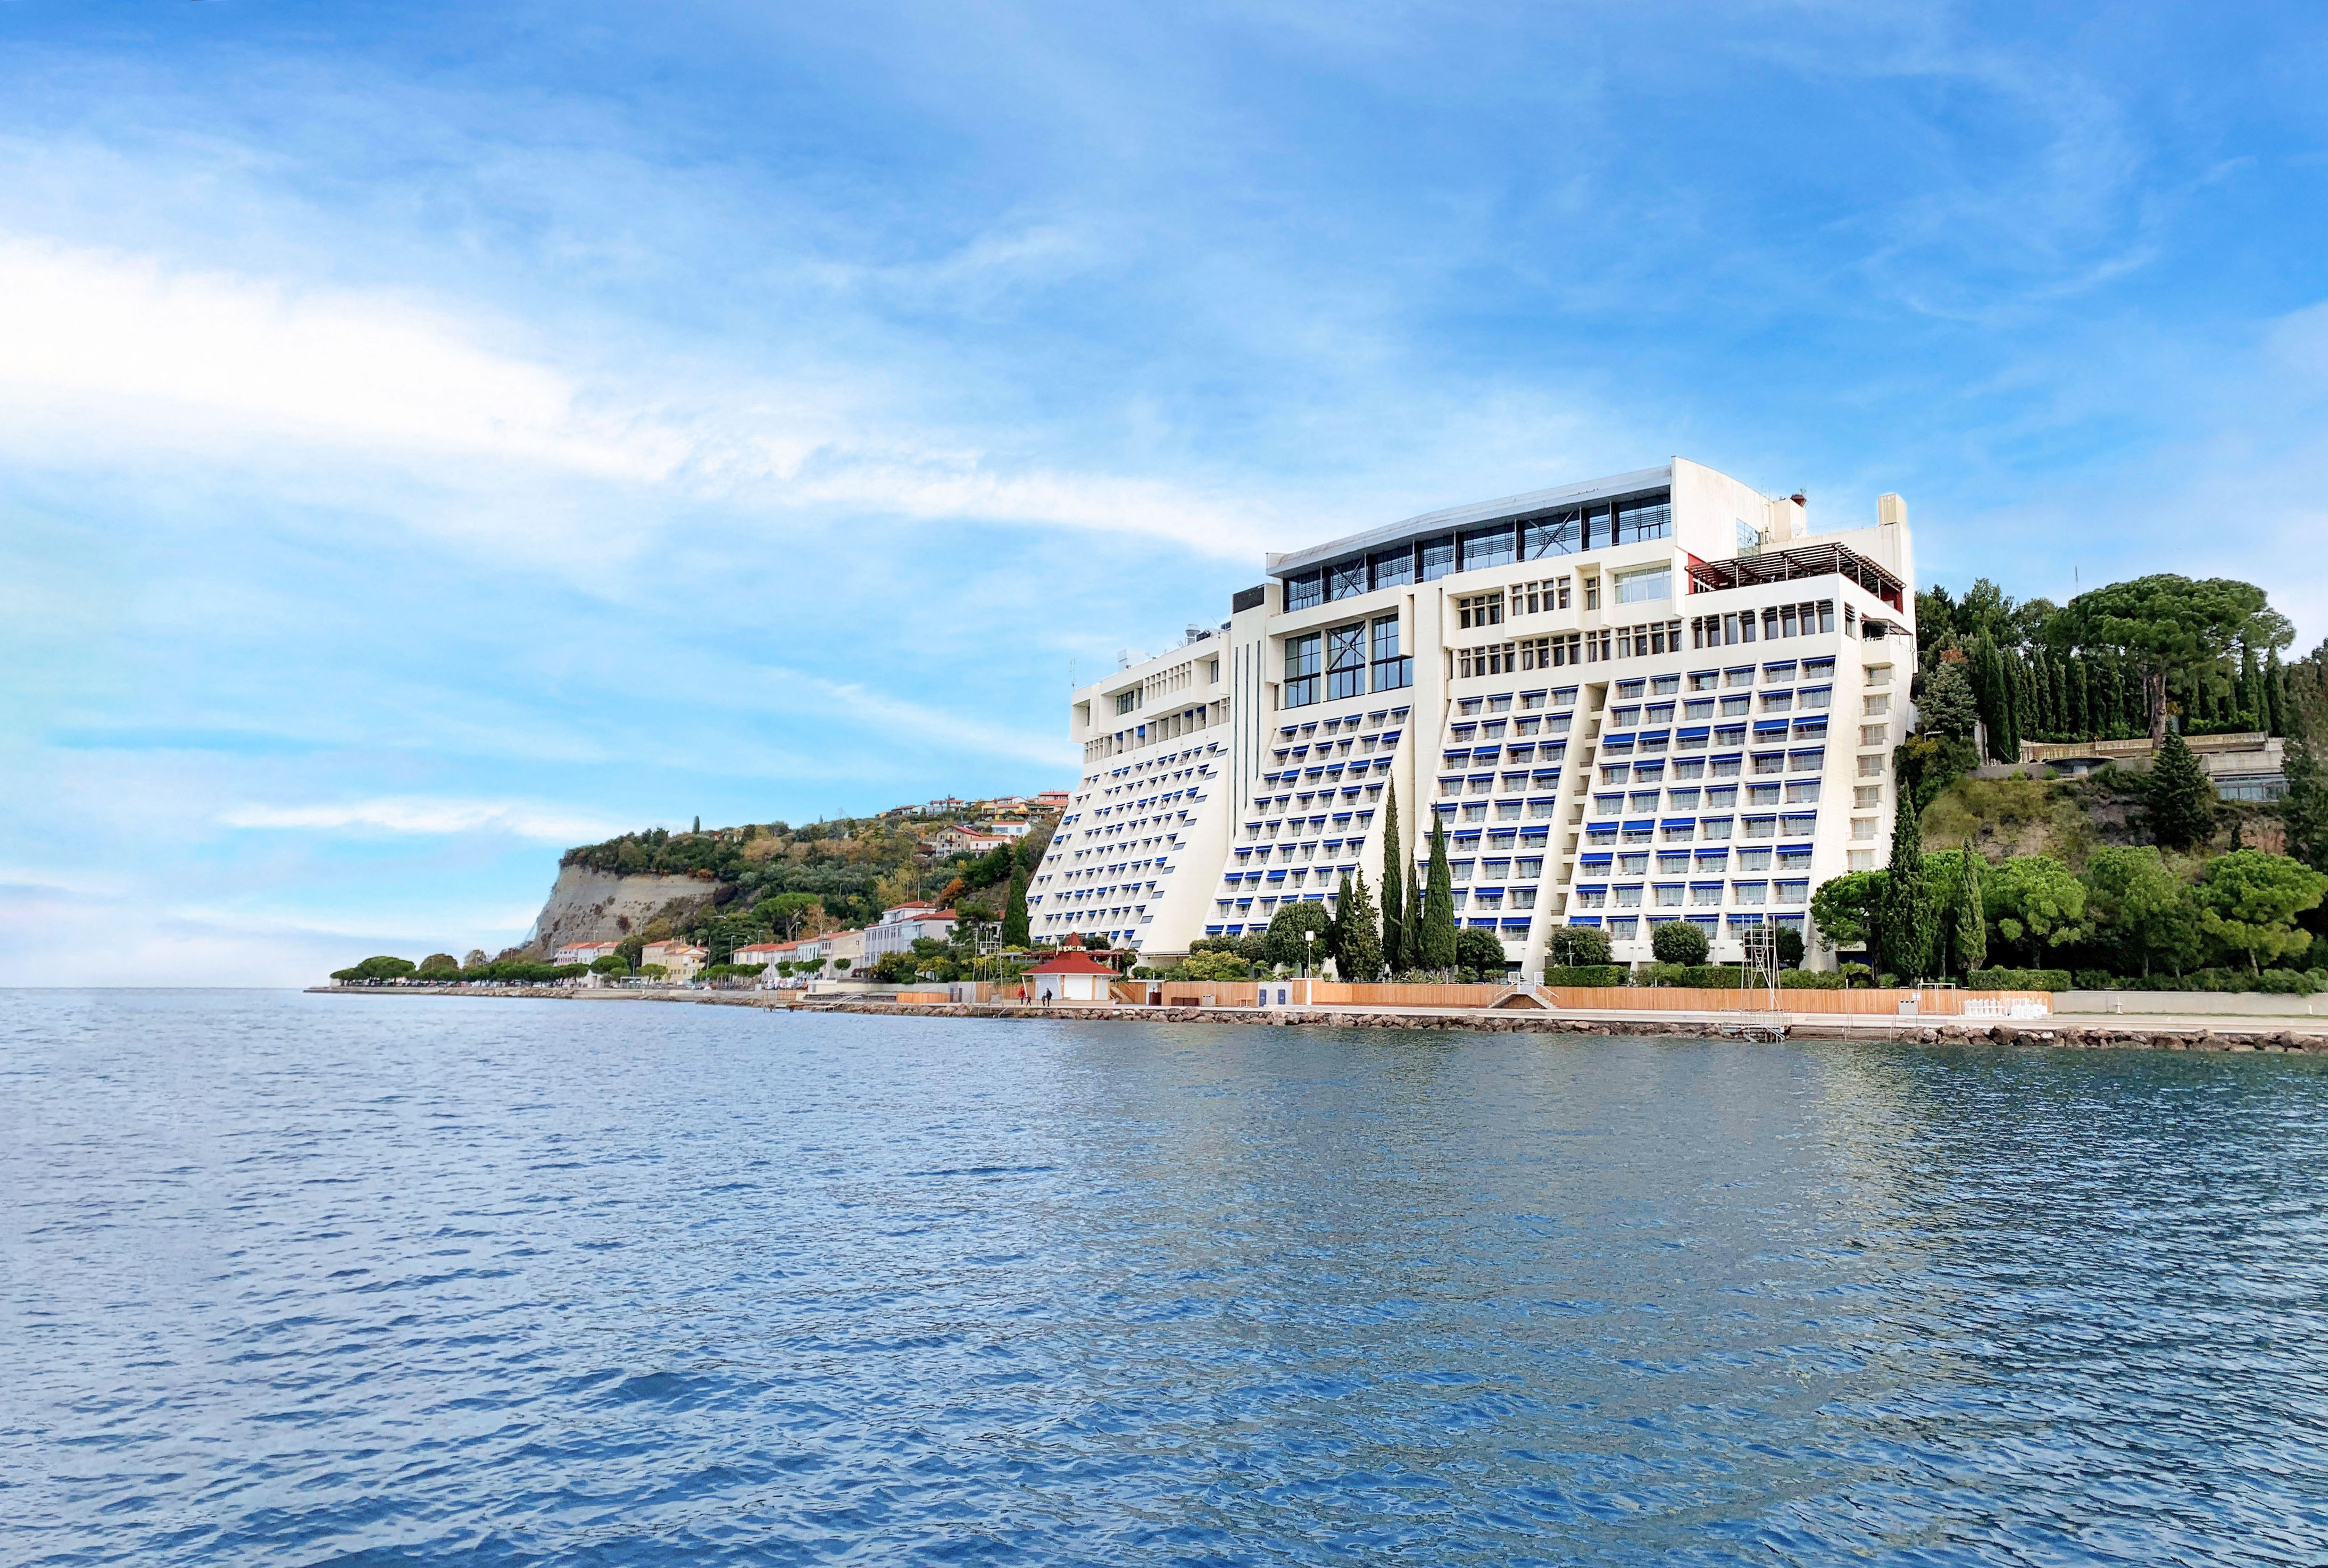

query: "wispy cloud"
xmin=222 ymin=797 xmax=630 ymax=842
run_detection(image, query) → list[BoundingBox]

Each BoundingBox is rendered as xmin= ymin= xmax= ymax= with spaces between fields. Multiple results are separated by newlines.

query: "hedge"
xmin=1967 ymin=968 xmax=2074 ymax=992
xmin=2079 ymin=968 xmax=2325 ymax=996
xmin=1542 ymin=965 xmax=1627 ymax=988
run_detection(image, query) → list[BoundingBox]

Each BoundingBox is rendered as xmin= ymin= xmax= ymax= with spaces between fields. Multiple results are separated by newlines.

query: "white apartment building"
xmin=1030 ymin=458 xmax=1916 ymax=973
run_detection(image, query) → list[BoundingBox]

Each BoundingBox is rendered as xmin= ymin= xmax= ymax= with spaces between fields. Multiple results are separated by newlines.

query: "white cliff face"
xmin=523 ymin=864 xmax=722 ymax=956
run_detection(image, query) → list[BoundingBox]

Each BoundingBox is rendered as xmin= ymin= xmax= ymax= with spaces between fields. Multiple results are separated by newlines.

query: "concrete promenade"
xmin=312 ymin=985 xmax=2328 ymax=1053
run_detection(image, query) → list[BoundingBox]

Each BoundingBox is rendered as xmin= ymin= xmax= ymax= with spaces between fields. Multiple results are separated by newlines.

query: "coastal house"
xmin=793 ymin=927 xmax=867 ymax=973
xmin=862 ymin=904 xmax=959 ymax=961
xmin=925 ymin=824 xmax=1014 ymax=856
xmin=730 ymin=940 xmax=791 ymax=968
xmin=639 ymin=941 xmax=707 ymax=982
xmin=552 ymin=940 xmax=621 ymax=968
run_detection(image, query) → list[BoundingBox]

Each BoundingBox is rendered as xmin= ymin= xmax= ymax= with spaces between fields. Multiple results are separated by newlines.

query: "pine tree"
xmin=1878 ymin=792 xmax=1935 ymax=979
xmin=2147 ymin=729 xmax=2215 ymax=852
xmin=1420 ymin=818 xmax=1458 ymax=972
xmin=1379 ymin=783 xmax=1406 ymax=973
xmin=1336 ymin=871 xmax=1384 ymax=981
xmin=1002 ymin=868 xmax=1030 ymax=947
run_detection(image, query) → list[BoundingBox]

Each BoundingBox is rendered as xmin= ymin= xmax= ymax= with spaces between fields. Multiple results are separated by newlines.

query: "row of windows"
xmin=1285 ymin=616 xmax=1411 ymax=706
xmin=1575 ymin=882 xmax=1811 ymax=908
xmin=1283 ymin=490 xmax=1674 ymax=609
xmin=1580 ymin=913 xmax=1807 ymax=941
xmin=1691 ymin=600 xmax=1837 ymax=648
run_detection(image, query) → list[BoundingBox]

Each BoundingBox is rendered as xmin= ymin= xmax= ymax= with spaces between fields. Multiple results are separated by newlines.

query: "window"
xmin=1458 ymin=592 xmax=1504 ymax=629
xmin=1615 ymin=493 xmax=1673 ymax=542
xmin=1420 ymin=535 xmax=1456 ymax=580
xmin=1784 ymin=781 xmax=1820 ymax=804
xmin=1583 ymin=577 xmax=1600 ymax=611
xmin=1286 ymin=572 xmax=1323 ymax=611
xmin=1519 ymin=576 xmax=1570 ymax=614
xmin=1613 ymin=565 xmax=1672 ymax=604
xmin=1736 ymin=519 xmax=1760 ymax=552
xmin=1370 ymin=615 xmax=1411 ymax=690
xmin=1283 ymin=633 xmax=1320 ymax=707
xmin=1115 ymin=689 xmax=1138 ymax=715
xmin=1523 ymin=510 xmax=1583 ymax=558
xmin=1864 ymin=694 xmax=1890 ymax=716
xmin=1860 ymin=724 xmax=1889 ymax=747
xmin=1848 ymin=849 xmax=1875 ymax=871
xmin=1857 ymin=755 xmax=1883 ymax=779
xmin=1327 ymin=558 xmax=1367 ymax=601
xmin=1326 ymin=622 xmax=1366 ymax=700
xmin=1461 ymin=522 xmax=1516 ymax=571
xmin=1371 ymin=546 xmax=1414 ymax=589
xmin=1851 ymin=817 xmax=1877 ymax=841
xmin=1854 ymin=785 xmax=1881 ymax=807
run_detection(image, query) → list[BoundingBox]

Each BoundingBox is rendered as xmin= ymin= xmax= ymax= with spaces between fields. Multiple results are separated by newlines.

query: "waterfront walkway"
xmin=312 ymin=985 xmax=2328 ymax=1052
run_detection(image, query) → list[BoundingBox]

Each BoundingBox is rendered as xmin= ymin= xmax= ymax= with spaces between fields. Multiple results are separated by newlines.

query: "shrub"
xmin=1454 ymin=926 xmax=1509 ymax=976
xmin=1650 ymin=921 xmax=1710 ymax=965
xmin=2073 ymin=969 xmax=2116 ymax=992
xmin=1542 ymin=964 xmax=1627 ymax=988
xmin=1967 ymin=968 xmax=2074 ymax=992
xmin=1778 ymin=969 xmax=1845 ymax=989
xmin=1837 ymin=963 xmax=1875 ymax=988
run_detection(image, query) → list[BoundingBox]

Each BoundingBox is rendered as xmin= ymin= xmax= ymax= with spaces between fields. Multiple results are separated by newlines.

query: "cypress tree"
xmin=1975 ymin=637 xmax=2010 ymax=761
xmin=2012 ymin=652 xmax=2036 ymax=751
xmin=1328 ymin=872 xmax=1350 ymax=969
xmin=2123 ymin=659 xmax=2145 ymax=737
xmin=1954 ymin=846 xmax=1986 ymax=978
xmin=1002 ymin=868 xmax=1030 ymax=947
xmin=2069 ymin=658 xmax=2091 ymax=741
xmin=2147 ymin=729 xmax=2215 ymax=852
xmin=1878 ymin=791 xmax=1935 ymax=979
xmin=2038 ymin=656 xmax=2059 ymax=739
xmin=1403 ymin=846 xmax=1425 ymax=971
xmin=2238 ymin=646 xmax=2260 ymax=731
xmin=1336 ymin=871 xmax=1384 ymax=981
xmin=1996 ymin=647 xmax=2021 ymax=762
xmin=2266 ymin=652 xmax=2288 ymax=738
xmin=1379 ymin=783 xmax=1406 ymax=973
xmin=1420 ymin=818 xmax=1458 ymax=972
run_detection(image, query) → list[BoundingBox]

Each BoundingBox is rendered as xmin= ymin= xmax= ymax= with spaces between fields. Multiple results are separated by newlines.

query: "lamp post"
xmin=1303 ymin=927 xmax=1313 ymax=980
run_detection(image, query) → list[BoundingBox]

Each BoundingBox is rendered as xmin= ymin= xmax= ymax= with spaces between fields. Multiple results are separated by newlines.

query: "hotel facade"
xmin=1028 ymin=457 xmax=1916 ymax=974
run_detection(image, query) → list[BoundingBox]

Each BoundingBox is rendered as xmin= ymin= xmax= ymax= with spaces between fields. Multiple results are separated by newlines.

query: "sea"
xmin=5 ymin=989 xmax=2327 ymax=1566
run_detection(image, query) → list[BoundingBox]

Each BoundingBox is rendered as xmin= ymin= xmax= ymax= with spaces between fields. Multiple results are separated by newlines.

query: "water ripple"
xmin=5 ymin=989 xmax=2328 ymax=1565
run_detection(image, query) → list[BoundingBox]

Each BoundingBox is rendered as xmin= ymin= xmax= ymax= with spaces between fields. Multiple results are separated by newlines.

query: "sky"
xmin=6 ymin=1 xmax=2327 ymax=985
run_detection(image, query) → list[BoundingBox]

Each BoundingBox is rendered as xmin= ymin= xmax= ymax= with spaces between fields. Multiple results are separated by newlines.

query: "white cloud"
xmin=222 ymin=796 xmax=629 ymax=842
xmin=0 ymin=232 xmax=1268 ymax=560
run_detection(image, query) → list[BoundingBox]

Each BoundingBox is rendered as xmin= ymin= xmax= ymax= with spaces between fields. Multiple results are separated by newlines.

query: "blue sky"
xmin=6 ymin=1 xmax=2326 ymax=983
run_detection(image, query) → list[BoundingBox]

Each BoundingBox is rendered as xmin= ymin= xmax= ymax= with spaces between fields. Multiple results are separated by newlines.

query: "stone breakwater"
xmin=314 ymin=986 xmax=2328 ymax=1053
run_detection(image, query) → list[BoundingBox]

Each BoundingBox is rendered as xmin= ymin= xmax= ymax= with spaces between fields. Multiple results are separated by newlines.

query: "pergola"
xmin=1685 ymin=541 xmax=1905 ymax=608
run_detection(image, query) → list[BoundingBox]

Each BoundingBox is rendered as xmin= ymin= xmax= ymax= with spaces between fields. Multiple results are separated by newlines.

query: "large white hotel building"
xmin=1028 ymin=457 xmax=1916 ymax=974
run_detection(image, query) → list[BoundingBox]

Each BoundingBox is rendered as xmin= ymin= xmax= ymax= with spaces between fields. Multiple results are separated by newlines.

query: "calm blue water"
xmin=6 ymin=992 xmax=2328 ymax=1566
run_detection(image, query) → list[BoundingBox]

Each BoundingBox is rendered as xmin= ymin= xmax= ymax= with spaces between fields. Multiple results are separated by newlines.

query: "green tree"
xmin=1920 ymin=658 xmax=1978 ymax=740
xmin=1453 ymin=925 xmax=1508 ymax=979
xmin=2082 ymin=845 xmax=2200 ymax=978
xmin=1379 ymin=782 xmax=1406 ymax=973
xmin=1001 ymin=868 xmax=1030 ymax=948
xmin=417 ymin=952 xmax=460 ymax=976
xmin=2059 ymin=574 xmax=2291 ymax=742
xmin=1335 ymin=871 xmax=1384 ymax=982
xmin=1983 ymin=854 xmax=2090 ymax=965
xmin=1547 ymin=924 xmax=1612 ymax=966
xmin=1263 ymin=899 xmax=1334 ymax=974
xmin=588 ymin=953 xmax=627 ymax=976
xmin=1877 ymin=794 xmax=1936 ymax=978
xmin=2195 ymin=849 xmax=2327 ymax=974
xmin=1809 ymin=870 xmax=1884 ymax=954
xmin=1419 ymin=819 xmax=1458 ymax=971
xmin=332 ymin=955 xmax=417 ymax=982
xmin=2283 ymin=739 xmax=2328 ymax=875
xmin=1774 ymin=925 xmax=1806 ymax=969
xmin=1651 ymin=920 xmax=1709 ymax=965
xmin=2146 ymin=729 xmax=2216 ymax=852
xmin=1922 ymin=847 xmax=1986 ymax=978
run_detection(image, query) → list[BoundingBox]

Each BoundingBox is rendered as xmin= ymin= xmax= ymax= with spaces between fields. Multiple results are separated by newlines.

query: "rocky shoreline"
xmin=311 ymin=986 xmax=2328 ymax=1053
